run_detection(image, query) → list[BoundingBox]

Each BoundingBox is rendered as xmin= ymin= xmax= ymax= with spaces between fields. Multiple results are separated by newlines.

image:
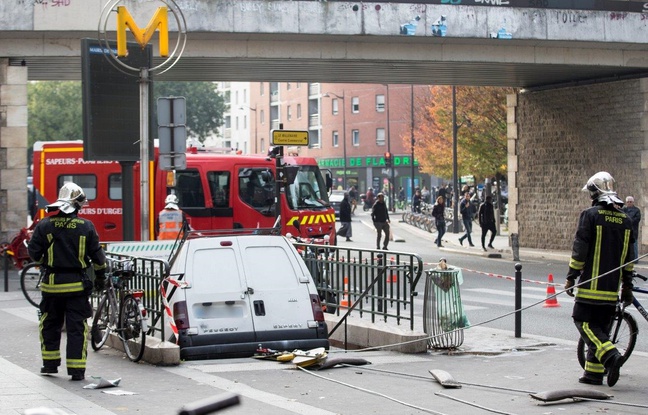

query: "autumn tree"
xmin=409 ymin=86 xmax=515 ymax=183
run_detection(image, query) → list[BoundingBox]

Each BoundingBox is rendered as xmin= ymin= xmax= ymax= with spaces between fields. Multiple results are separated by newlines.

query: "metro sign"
xmin=116 ymin=6 xmax=169 ymax=57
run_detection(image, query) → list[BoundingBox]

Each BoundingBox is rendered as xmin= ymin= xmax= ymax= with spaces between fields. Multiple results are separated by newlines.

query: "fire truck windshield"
xmin=286 ymin=166 xmax=330 ymax=210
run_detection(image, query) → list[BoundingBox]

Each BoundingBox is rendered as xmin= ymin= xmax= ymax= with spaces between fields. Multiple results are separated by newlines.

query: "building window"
xmin=261 ymin=138 xmax=265 ymax=153
xmin=352 ymin=97 xmax=359 ymax=113
xmin=333 ymin=131 xmax=339 ymax=148
xmin=296 ymin=82 xmax=301 ymax=88
xmin=332 ymin=99 xmax=339 ymax=115
xmin=352 ymin=129 xmax=359 ymax=146
xmin=376 ymin=94 xmax=385 ymax=112
xmin=376 ymin=128 xmax=385 ymax=146
xmin=235 ymin=91 xmax=239 ymax=105
xmin=244 ymin=115 xmax=247 ymax=129
xmin=287 ymin=82 xmax=291 ymax=90
xmin=297 ymin=103 xmax=302 ymax=119
xmin=243 ymin=89 xmax=247 ymax=104
xmin=310 ymin=134 xmax=321 ymax=149
xmin=260 ymin=110 xmax=265 ymax=124
xmin=235 ymin=116 xmax=239 ymax=130
xmin=260 ymin=83 xmax=264 ymax=96
xmin=287 ymin=105 xmax=292 ymax=121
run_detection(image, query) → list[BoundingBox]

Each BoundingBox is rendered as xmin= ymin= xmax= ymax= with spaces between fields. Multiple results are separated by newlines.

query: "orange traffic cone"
xmin=543 ymin=273 xmax=560 ymax=308
xmin=386 ymin=257 xmax=398 ymax=283
xmin=339 ymin=276 xmax=350 ymax=308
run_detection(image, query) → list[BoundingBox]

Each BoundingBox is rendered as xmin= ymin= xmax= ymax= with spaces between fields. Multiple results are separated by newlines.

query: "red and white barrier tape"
xmin=160 ymin=277 xmax=190 ymax=344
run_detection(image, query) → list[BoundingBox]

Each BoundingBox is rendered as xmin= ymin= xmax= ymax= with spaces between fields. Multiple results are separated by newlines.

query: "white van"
xmin=167 ymin=233 xmax=330 ymax=360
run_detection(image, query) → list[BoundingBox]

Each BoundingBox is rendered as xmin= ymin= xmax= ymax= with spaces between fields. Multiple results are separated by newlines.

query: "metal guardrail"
xmin=97 ymin=253 xmax=170 ymax=342
xmin=293 ymin=243 xmax=424 ymax=331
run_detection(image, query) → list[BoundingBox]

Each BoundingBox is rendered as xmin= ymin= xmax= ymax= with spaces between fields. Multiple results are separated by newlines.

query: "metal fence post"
xmin=514 ymin=263 xmax=522 ymax=338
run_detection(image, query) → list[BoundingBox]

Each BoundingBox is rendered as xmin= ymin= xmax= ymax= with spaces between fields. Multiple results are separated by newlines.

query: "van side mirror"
xmin=292 ymin=219 xmax=301 ymax=232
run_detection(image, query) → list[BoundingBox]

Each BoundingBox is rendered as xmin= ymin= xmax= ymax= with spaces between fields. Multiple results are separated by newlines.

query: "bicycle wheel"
xmin=91 ymin=293 xmax=113 ymax=351
xmin=20 ymin=262 xmax=43 ymax=307
xmin=577 ymin=311 xmax=638 ymax=369
xmin=119 ymin=294 xmax=146 ymax=362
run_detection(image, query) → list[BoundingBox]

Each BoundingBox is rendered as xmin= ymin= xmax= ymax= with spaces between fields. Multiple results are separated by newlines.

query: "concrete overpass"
xmin=2 ymin=0 xmax=648 ymax=251
xmin=1 ymin=0 xmax=648 ymax=87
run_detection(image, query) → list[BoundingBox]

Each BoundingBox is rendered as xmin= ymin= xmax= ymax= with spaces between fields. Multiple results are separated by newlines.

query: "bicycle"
xmin=91 ymin=257 xmax=148 ymax=362
xmin=20 ymin=262 xmax=44 ymax=307
xmin=577 ymin=272 xmax=648 ymax=369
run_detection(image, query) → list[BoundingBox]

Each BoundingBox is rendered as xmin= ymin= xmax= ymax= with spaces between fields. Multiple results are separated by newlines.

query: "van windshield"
xmin=285 ymin=166 xmax=330 ymax=210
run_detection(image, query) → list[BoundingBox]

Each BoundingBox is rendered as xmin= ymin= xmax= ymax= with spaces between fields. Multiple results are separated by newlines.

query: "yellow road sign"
xmin=271 ymin=130 xmax=309 ymax=146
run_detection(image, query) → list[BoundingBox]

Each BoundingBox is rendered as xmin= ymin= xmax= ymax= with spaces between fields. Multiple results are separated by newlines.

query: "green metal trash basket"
xmin=423 ymin=267 xmax=469 ymax=349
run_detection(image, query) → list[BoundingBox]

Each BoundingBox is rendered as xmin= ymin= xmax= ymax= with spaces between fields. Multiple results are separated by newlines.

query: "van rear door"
xmin=182 ymin=238 xmax=256 ymax=342
xmin=237 ymin=236 xmax=320 ymax=342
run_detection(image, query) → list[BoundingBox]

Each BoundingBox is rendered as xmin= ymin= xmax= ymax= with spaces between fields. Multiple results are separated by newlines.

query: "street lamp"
xmin=322 ymin=92 xmax=347 ymax=189
xmin=451 ymin=86 xmax=470 ymax=233
xmin=240 ymin=105 xmax=258 ymax=153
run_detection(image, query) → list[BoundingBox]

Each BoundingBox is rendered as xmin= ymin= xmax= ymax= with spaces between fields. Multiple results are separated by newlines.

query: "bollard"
xmin=377 ymin=253 xmax=384 ymax=313
xmin=511 ymin=233 xmax=520 ymax=262
xmin=514 ymin=263 xmax=522 ymax=338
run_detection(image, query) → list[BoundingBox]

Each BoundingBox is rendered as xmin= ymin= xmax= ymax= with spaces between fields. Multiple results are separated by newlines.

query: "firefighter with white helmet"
xmin=565 ymin=171 xmax=634 ymax=387
xmin=28 ymin=182 xmax=106 ymax=381
xmin=157 ymin=193 xmax=189 ymax=240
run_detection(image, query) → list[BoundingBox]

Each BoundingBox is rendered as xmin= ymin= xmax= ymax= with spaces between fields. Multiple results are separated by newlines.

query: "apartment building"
xmin=219 ymin=82 xmax=436 ymax=199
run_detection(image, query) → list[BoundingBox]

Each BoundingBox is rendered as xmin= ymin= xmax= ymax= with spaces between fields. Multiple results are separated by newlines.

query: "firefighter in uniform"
xmin=565 ymin=171 xmax=635 ymax=387
xmin=28 ymin=182 xmax=106 ymax=381
xmin=157 ymin=194 xmax=188 ymax=240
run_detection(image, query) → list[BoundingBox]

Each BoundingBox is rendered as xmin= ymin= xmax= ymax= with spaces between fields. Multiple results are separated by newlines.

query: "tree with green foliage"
xmin=409 ymin=86 xmax=515 ymax=183
xmin=28 ymin=81 xmax=83 ymax=148
xmin=154 ymin=81 xmax=227 ymax=142
xmin=27 ymin=80 xmax=226 ymax=149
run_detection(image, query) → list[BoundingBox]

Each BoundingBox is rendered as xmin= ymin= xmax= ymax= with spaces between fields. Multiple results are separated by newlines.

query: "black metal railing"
xmin=97 ymin=253 xmax=170 ymax=341
xmin=293 ymin=243 xmax=424 ymax=331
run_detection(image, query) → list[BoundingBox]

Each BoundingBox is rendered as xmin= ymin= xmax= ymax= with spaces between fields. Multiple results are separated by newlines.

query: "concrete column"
xmin=506 ymin=93 xmax=518 ymax=242
xmin=0 ymin=59 xmax=28 ymax=242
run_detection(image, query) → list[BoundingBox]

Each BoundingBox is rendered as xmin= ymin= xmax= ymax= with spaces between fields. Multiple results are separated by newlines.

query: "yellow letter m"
xmin=117 ymin=6 xmax=169 ymax=57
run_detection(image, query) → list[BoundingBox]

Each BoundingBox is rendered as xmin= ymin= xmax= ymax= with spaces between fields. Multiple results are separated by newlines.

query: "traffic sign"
xmin=271 ymin=130 xmax=309 ymax=146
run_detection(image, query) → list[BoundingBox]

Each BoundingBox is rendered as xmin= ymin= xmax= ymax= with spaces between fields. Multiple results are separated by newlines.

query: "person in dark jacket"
xmin=458 ymin=192 xmax=476 ymax=247
xmin=337 ymin=193 xmax=353 ymax=242
xmin=565 ymin=171 xmax=634 ymax=387
xmin=622 ymin=195 xmax=641 ymax=263
xmin=28 ymin=182 xmax=107 ymax=381
xmin=412 ymin=189 xmax=422 ymax=213
xmin=371 ymin=193 xmax=390 ymax=250
xmin=478 ymin=195 xmax=497 ymax=251
xmin=432 ymin=196 xmax=446 ymax=248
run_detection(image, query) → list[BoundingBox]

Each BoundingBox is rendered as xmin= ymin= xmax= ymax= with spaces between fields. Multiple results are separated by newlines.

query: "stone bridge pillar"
xmin=0 ymin=59 xmax=28 ymax=243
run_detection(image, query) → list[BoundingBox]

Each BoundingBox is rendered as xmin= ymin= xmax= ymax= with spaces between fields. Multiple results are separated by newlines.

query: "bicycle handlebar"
xmin=633 ymin=272 xmax=648 ymax=282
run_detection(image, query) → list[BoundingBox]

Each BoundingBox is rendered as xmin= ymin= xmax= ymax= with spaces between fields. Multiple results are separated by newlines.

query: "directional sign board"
xmin=271 ymin=130 xmax=309 ymax=146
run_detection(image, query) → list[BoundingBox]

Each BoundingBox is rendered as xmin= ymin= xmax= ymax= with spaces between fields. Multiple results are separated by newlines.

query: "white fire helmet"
xmin=46 ymin=182 xmax=87 ymax=214
xmin=582 ymin=171 xmax=623 ymax=205
xmin=165 ymin=194 xmax=179 ymax=210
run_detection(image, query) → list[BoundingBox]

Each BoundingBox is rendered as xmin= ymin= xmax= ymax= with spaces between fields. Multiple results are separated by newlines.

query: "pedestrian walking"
xmin=458 ymin=192 xmax=475 ymax=247
xmin=412 ymin=189 xmax=422 ymax=213
xmin=337 ymin=193 xmax=353 ymax=242
xmin=565 ymin=171 xmax=635 ymax=387
xmin=28 ymin=182 xmax=107 ymax=381
xmin=432 ymin=196 xmax=446 ymax=248
xmin=371 ymin=193 xmax=390 ymax=250
xmin=478 ymin=195 xmax=497 ymax=251
xmin=622 ymin=195 xmax=641 ymax=263
xmin=348 ymin=186 xmax=358 ymax=215
xmin=157 ymin=194 xmax=189 ymax=240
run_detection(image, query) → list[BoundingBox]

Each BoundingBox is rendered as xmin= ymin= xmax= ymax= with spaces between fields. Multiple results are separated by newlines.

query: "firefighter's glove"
xmin=621 ymin=284 xmax=634 ymax=307
xmin=565 ymin=279 xmax=575 ymax=297
xmin=94 ymin=269 xmax=106 ymax=292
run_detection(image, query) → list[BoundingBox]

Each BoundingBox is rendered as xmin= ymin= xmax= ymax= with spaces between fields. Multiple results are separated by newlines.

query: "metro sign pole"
xmin=99 ymin=0 xmax=187 ymax=240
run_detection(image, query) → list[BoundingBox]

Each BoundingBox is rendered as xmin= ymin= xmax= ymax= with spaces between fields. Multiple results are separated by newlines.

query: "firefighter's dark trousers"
xmin=39 ymin=294 xmax=92 ymax=376
xmin=573 ymin=303 xmax=620 ymax=379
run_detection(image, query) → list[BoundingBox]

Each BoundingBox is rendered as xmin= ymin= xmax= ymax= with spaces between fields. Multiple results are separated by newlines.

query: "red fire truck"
xmin=32 ymin=141 xmax=337 ymax=243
